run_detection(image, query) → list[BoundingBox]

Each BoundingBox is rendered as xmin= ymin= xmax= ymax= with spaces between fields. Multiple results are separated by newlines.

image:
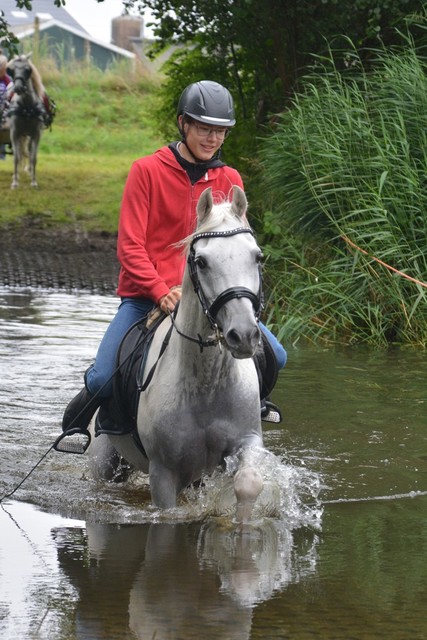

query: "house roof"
xmin=2 ymin=1 xmax=135 ymax=65
xmin=1 ymin=0 xmax=89 ymax=35
xmin=16 ymin=18 xmax=135 ymax=59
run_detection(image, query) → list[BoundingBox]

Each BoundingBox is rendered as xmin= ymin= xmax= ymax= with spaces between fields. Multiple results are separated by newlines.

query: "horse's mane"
xmin=28 ymin=60 xmax=45 ymax=99
xmin=179 ymin=192 xmax=251 ymax=255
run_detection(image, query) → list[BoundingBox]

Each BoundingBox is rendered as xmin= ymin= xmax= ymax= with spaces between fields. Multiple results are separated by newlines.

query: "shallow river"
xmin=0 ymin=287 xmax=426 ymax=640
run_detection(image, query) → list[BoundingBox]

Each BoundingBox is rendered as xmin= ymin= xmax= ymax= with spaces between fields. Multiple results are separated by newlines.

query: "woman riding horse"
xmin=62 ymin=80 xmax=287 ymax=435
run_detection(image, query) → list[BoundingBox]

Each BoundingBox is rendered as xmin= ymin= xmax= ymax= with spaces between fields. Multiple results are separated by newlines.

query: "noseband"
xmin=188 ymin=227 xmax=264 ymax=331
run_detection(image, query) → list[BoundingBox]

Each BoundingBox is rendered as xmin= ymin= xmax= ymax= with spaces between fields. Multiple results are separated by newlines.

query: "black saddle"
xmin=95 ymin=309 xmax=168 ymax=437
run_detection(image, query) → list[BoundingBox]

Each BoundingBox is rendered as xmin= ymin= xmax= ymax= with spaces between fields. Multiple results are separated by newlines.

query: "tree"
xmin=132 ymin=0 xmax=426 ymax=121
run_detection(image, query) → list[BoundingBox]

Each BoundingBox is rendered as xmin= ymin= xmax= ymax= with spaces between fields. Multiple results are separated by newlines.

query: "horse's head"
xmin=8 ymin=54 xmax=41 ymax=99
xmin=8 ymin=55 xmax=33 ymax=95
xmin=187 ymin=186 xmax=263 ymax=358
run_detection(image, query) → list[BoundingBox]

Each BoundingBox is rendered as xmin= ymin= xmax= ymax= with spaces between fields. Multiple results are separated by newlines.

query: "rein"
xmin=169 ymin=303 xmax=223 ymax=352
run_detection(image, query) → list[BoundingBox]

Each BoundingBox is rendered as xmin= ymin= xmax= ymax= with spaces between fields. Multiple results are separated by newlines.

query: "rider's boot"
xmin=62 ymin=387 xmax=101 ymax=433
xmin=95 ymin=400 xmax=117 ymax=435
xmin=254 ymin=336 xmax=282 ymax=423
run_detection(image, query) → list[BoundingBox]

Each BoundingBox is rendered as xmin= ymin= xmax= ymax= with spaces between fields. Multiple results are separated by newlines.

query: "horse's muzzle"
xmin=225 ymin=324 xmax=261 ymax=359
xmin=14 ymin=83 xmax=25 ymax=95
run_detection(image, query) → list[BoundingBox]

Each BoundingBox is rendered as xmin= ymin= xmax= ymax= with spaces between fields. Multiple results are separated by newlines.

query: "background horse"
xmin=7 ymin=53 xmax=45 ymax=189
xmin=89 ymin=186 xmax=266 ymax=520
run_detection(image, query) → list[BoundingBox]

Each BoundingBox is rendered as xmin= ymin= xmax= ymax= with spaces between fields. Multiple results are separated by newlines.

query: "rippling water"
xmin=1 ymin=286 xmax=426 ymax=639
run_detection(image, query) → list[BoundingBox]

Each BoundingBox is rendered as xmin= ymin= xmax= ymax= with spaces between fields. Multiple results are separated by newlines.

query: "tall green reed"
xmin=261 ymin=35 xmax=427 ymax=346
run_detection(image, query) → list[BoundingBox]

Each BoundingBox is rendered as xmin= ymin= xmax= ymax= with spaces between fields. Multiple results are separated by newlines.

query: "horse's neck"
xmin=28 ymin=81 xmax=41 ymax=103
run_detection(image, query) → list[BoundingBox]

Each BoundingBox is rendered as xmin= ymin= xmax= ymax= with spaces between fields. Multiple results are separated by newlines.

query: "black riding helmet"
xmin=177 ymin=80 xmax=235 ymax=127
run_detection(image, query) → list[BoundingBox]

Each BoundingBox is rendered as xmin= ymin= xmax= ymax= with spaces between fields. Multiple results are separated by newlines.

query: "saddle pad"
xmin=104 ymin=310 xmax=167 ymax=434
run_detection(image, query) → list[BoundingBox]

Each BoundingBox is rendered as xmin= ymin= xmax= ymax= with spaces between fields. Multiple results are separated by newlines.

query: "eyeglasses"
xmin=191 ymin=123 xmax=229 ymax=139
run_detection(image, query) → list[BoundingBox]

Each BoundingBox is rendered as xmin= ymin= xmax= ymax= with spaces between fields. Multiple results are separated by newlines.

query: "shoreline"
xmin=0 ymin=226 xmax=119 ymax=295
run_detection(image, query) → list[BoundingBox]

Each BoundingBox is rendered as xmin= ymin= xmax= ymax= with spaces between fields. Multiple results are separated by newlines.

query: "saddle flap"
xmin=96 ymin=310 xmax=167 ymax=436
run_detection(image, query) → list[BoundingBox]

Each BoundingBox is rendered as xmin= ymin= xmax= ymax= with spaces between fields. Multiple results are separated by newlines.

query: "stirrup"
xmin=53 ymin=428 xmax=91 ymax=455
xmin=261 ymin=400 xmax=282 ymax=424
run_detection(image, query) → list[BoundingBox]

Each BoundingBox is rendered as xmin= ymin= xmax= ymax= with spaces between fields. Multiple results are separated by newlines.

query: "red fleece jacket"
xmin=116 ymin=146 xmax=244 ymax=302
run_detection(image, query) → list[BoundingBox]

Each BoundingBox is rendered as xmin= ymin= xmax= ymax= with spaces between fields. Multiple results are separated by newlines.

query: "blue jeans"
xmin=86 ymin=297 xmax=287 ymax=397
xmin=86 ymin=298 xmax=155 ymax=397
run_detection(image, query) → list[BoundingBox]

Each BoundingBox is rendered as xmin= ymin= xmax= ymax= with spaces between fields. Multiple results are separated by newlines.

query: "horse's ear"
xmin=231 ymin=185 xmax=247 ymax=219
xmin=197 ymin=187 xmax=213 ymax=223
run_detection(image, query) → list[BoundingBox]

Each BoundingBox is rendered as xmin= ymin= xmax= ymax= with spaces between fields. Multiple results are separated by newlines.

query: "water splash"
xmin=182 ymin=446 xmax=323 ymax=530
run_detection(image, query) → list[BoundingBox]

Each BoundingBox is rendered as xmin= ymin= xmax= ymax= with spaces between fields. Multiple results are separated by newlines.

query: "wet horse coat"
xmin=89 ymin=186 xmax=265 ymax=515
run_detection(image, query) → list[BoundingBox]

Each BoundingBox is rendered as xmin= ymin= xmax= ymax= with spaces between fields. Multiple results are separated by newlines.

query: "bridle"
xmin=169 ymin=227 xmax=264 ymax=351
xmin=189 ymin=227 xmax=263 ymax=324
xmin=11 ymin=63 xmax=32 ymax=96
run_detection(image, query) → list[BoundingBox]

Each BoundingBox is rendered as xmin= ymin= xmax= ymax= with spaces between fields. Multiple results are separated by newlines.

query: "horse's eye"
xmin=256 ymin=252 xmax=264 ymax=264
xmin=195 ymin=256 xmax=207 ymax=269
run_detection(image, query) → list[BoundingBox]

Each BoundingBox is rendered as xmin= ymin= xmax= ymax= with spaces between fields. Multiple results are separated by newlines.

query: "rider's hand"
xmin=159 ymin=288 xmax=182 ymax=314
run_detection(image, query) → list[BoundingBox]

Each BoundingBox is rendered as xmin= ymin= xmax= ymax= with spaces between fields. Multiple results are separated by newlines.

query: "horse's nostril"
xmin=226 ymin=328 xmax=241 ymax=346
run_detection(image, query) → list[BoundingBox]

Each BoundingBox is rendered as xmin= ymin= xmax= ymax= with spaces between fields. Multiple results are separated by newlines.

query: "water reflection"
xmin=52 ymin=517 xmax=317 ymax=640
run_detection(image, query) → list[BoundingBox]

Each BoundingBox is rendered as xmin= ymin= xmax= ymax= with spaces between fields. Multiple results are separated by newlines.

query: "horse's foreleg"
xmin=149 ymin=461 xmax=180 ymax=509
xmin=28 ymin=136 xmax=39 ymax=188
xmin=234 ymin=466 xmax=264 ymax=523
xmin=11 ymin=146 xmax=19 ymax=189
xmin=88 ymin=431 xmax=131 ymax=482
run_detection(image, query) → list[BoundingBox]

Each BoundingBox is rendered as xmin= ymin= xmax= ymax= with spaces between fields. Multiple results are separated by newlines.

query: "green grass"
xmin=0 ymin=59 xmax=164 ymax=233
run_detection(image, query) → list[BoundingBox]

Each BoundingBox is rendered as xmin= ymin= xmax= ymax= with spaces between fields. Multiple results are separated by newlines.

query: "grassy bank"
xmin=0 ymin=60 xmax=164 ymax=233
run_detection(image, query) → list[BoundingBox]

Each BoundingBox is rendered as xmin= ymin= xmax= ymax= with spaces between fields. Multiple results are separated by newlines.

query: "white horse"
xmin=89 ymin=186 xmax=266 ymax=519
xmin=7 ymin=53 xmax=45 ymax=189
